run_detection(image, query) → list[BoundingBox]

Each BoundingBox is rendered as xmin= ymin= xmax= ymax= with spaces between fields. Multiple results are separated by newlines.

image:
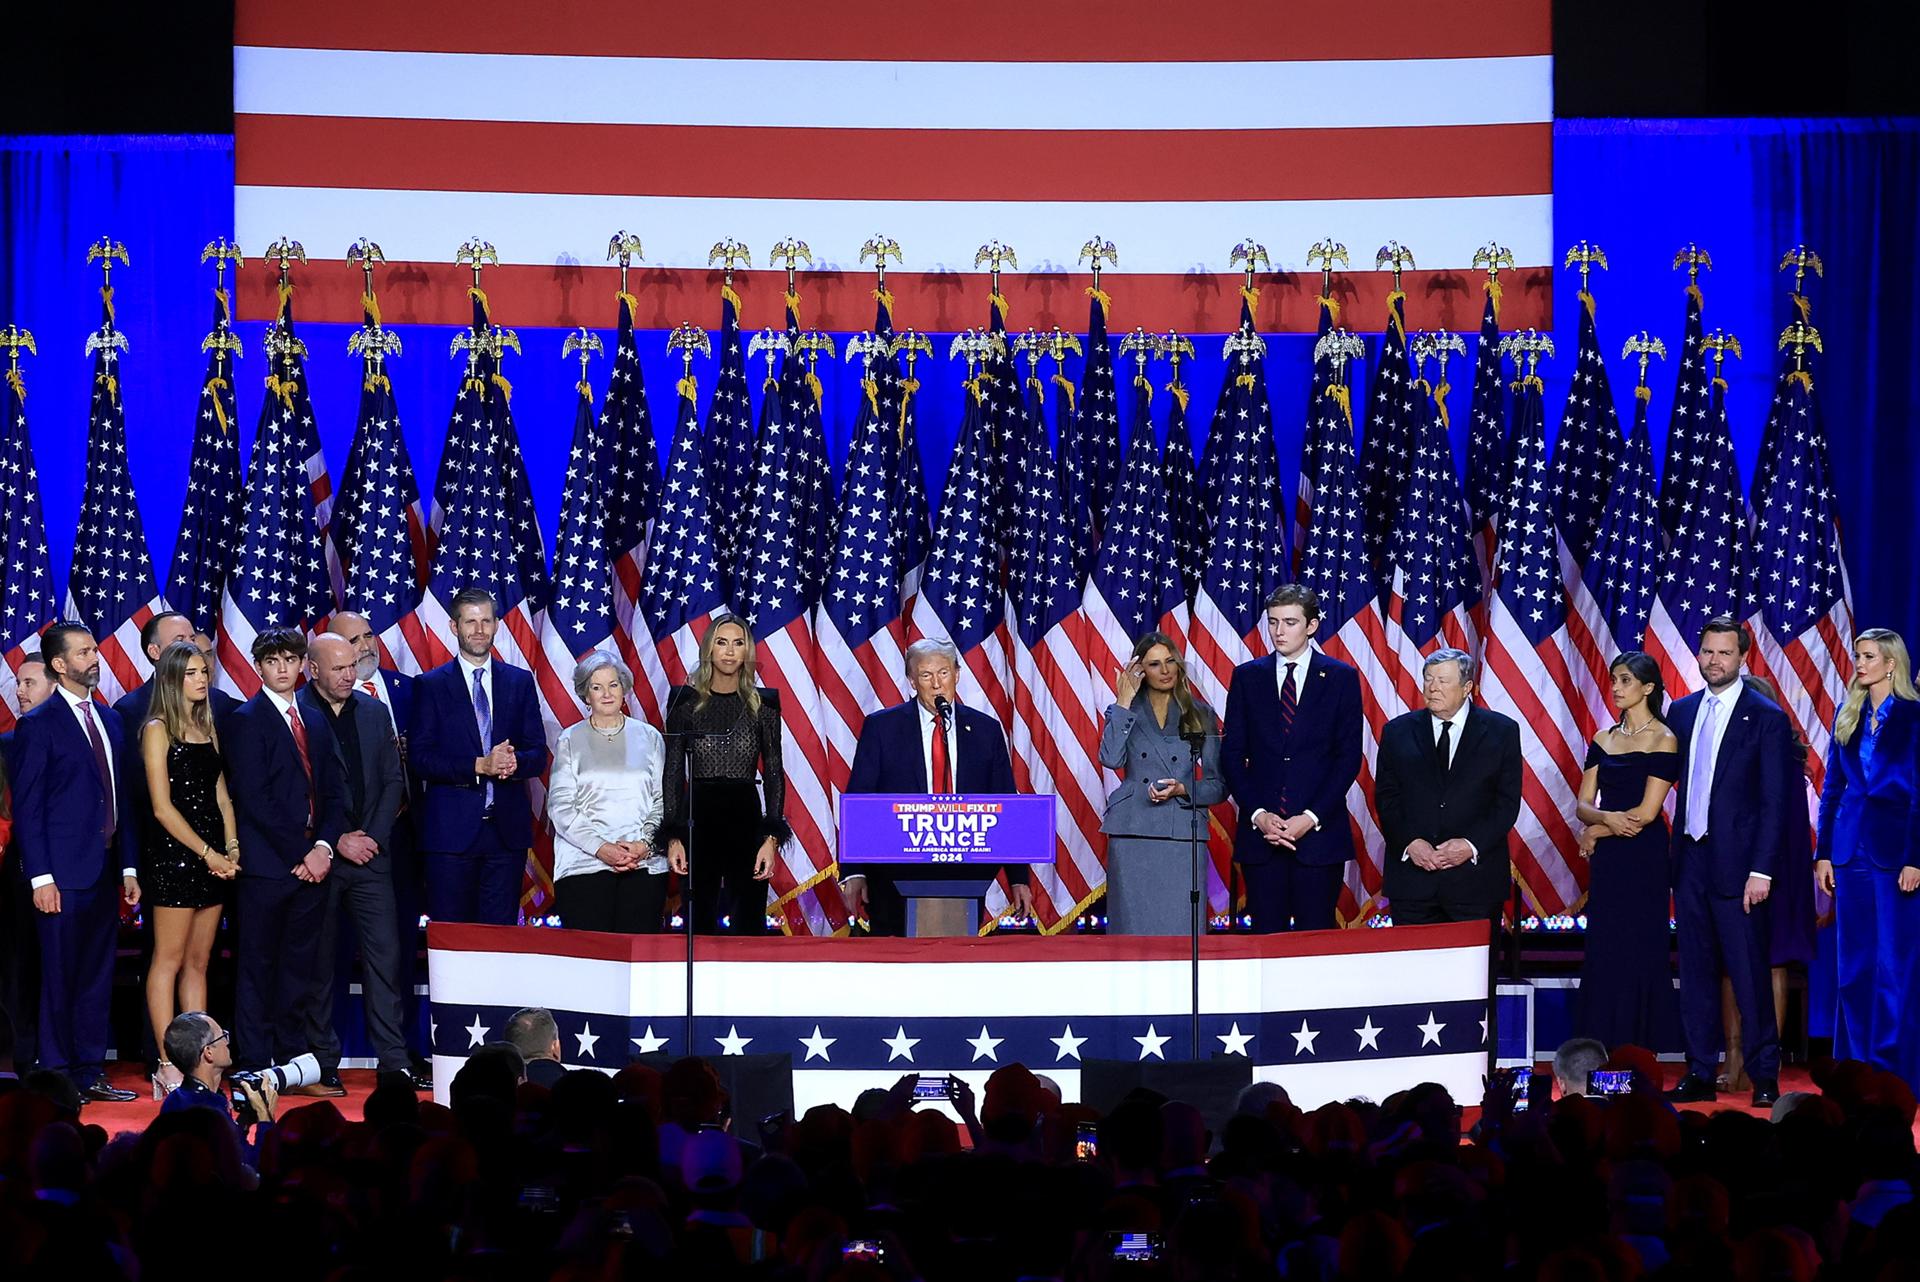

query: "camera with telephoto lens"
xmin=230 ymin=1053 xmax=321 ymax=1120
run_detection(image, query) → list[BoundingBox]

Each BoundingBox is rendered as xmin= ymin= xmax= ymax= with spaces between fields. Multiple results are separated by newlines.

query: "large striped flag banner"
xmin=599 ymin=278 xmax=664 ymax=724
xmin=1357 ymin=258 xmax=1419 ymax=583
xmin=216 ymin=299 xmax=335 ymax=697
xmin=166 ymin=280 xmax=248 ymax=637
xmin=1061 ymin=285 xmax=1119 ymax=576
xmin=636 ymin=348 xmax=725 ymax=713
xmin=0 ymin=346 xmax=56 ymax=728
xmin=1476 ymin=349 xmax=1593 ymax=917
xmin=701 ymin=278 xmax=758 ymax=609
xmin=1582 ymin=372 xmax=1664 ymax=657
xmin=1644 ymin=333 xmax=1749 ymax=699
xmin=230 ymin=2 xmax=1553 ymax=333
xmin=1659 ymin=248 xmax=1715 ymax=539
xmin=66 ymin=271 xmax=165 ymax=704
xmin=1289 ymin=273 xmax=1339 ymax=575
xmin=426 ymin=921 xmax=1493 ymax=1114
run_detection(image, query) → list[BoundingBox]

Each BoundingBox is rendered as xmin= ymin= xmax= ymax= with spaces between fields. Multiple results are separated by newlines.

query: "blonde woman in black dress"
xmin=661 ymin=616 xmax=787 ymax=935
xmin=141 ymin=641 xmax=239 ymax=1094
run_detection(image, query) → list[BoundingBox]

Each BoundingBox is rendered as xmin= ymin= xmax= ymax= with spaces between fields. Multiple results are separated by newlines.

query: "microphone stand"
xmin=663 ymin=711 xmax=722 ymax=1058
xmin=1179 ymin=729 xmax=1210 ymax=1061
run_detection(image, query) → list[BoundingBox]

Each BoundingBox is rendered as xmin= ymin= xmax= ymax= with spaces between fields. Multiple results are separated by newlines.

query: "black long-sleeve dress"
xmin=661 ymin=686 xmax=790 ymax=935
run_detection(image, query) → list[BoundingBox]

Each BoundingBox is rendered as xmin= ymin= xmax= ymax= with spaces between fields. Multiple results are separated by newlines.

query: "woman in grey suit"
xmin=1100 ymin=631 xmax=1225 ymax=935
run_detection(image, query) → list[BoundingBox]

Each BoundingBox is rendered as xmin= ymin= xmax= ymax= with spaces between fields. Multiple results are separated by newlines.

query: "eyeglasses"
xmin=205 ymin=1030 xmax=230 ymax=1051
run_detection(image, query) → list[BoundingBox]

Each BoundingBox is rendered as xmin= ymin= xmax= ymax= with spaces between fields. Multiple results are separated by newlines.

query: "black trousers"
xmin=686 ymin=779 xmax=769 ymax=936
xmin=1239 ymin=858 xmax=1344 ymax=933
xmin=1676 ymin=842 xmax=1779 ymax=1082
xmin=234 ymin=869 xmax=327 ymax=1069
xmin=307 ymin=860 xmax=410 ymax=1074
xmin=0 ymin=867 xmax=40 ymax=1070
xmin=556 ymin=869 xmax=668 ymax=933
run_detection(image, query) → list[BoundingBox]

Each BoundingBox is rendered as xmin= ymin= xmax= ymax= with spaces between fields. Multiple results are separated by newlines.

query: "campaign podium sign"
xmin=839 ymin=794 xmax=1057 ymax=936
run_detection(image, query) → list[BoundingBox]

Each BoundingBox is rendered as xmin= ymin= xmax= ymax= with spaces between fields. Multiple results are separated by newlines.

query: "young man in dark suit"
xmin=10 ymin=624 xmax=142 ymax=1100
xmin=840 ymin=638 xmax=1033 ymax=937
xmin=1375 ymin=648 xmax=1523 ymax=925
xmin=225 ymin=628 xmax=350 ymax=1086
xmin=409 ymin=588 xmax=549 ymax=926
xmin=1220 ymin=586 xmax=1363 ymax=932
xmin=1665 ymin=618 xmax=1792 ymax=1109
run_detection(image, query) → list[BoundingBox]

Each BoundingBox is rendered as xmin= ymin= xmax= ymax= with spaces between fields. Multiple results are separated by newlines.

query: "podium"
xmin=839 ymin=793 xmax=1057 ymax=937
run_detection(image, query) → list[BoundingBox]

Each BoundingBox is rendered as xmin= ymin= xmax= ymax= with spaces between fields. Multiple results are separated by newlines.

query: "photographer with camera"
xmin=159 ymin=1011 xmax=280 ymax=1162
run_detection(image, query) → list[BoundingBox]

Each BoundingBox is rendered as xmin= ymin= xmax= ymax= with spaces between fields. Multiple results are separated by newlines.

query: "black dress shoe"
xmin=287 ymin=1075 xmax=348 ymax=1098
xmin=1666 ymin=1073 xmax=1718 ymax=1103
xmin=1751 ymin=1078 xmax=1780 ymax=1109
xmin=407 ymin=1070 xmax=432 ymax=1091
xmin=81 ymin=1082 xmax=139 ymax=1103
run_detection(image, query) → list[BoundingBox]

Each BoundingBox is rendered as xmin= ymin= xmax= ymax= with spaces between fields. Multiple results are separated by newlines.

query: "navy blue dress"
xmin=1574 ymin=744 xmax=1682 ymax=1052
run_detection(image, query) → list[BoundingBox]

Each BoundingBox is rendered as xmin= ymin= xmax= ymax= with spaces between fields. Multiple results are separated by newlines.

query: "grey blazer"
xmin=301 ymin=687 xmax=406 ymax=857
xmin=1099 ymin=696 xmax=1225 ymax=838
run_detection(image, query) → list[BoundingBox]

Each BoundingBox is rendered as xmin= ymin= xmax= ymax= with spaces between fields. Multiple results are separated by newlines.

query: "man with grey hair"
xmin=1552 ymin=1036 xmax=1608 ymax=1097
xmin=504 ymin=1006 xmax=565 ymax=1088
xmin=1374 ymin=647 xmax=1522 ymax=923
xmin=840 ymin=637 xmax=1032 ymax=934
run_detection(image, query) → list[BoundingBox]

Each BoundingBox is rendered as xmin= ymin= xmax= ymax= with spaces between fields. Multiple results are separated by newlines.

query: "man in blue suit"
xmin=0 ymin=650 xmax=53 ymax=1074
xmin=1221 ymin=587 xmax=1364 ymax=932
xmin=225 ymin=628 xmax=350 ymax=1083
xmin=10 ymin=624 xmax=141 ymax=1101
xmin=1666 ymin=618 xmax=1792 ymax=1109
xmin=841 ymin=638 xmax=1033 ymax=937
xmin=409 ymin=588 xmax=549 ymax=926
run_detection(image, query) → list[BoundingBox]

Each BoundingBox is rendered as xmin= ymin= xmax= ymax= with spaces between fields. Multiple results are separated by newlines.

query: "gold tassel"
xmin=991 ymin=291 xmax=1011 ymax=324
xmin=762 ymin=375 xmax=778 ymax=393
xmin=873 ymin=286 xmax=894 ymax=312
xmin=1317 ymin=292 xmax=1341 ymax=324
xmin=1028 ymin=374 xmax=1046 ymax=406
xmin=216 ymin=286 xmax=230 ymax=322
xmin=1168 ymin=383 xmax=1189 ymax=414
xmin=785 ymin=290 xmax=803 ymax=324
xmin=1484 ymin=276 xmax=1502 ymax=321
xmin=491 ymin=372 xmax=513 ymax=403
xmin=1788 ymin=369 xmax=1814 ymax=393
xmin=898 ymin=378 xmax=919 ymax=443
xmin=207 ymin=376 xmax=230 ymax=429
xmin=265 ymin=372 xmax=296 ymax=410
xmin=360 ymin=371 xmax=389 ymax=397
xmin=1635 ymin=384 xmax=1654 ymax=403
xmin=278 ymin=280 xmax=294 ymax=311
xmin=1134 ymin=372 xmax=1153 ymax=405
xmin=1712 ymin=376 xmax=1728 ymax=394
xmin=1685 ymin=282 xmax=1703 ymax=311
xmin=101 ymin=284 xmax=115 ymax=325
xmin=616 ymin=290 xmax=639 ymax=319
xmin=467 ymin=285 xmax=490 ymax=324
xmin=1387 ymin=290 xmax=1406 ymax=339
xmin=861 ymin=376 xmax=879 ymax=418
xmin=1086 ymin=286 xmax=1110 ymax=321
xmin=966 ymin=374 xmax=987 ymax=405
xmin=1522 ymin=374 xmax=1545 ymax=394
xmin=100 ymin=374 xmax=119 ymax=403
xmin=576 ymin=379 xmax=592 ymax=399
xmin=1235 ymin=372 xmax=1256 ymax=392
xmin=1434 ymin=379 xmax=1451 ymax=428
xmin=720 ymin=282 xmax=742 ymax=311
xmin=1050 ymin=372 xmax=1076 ymax=414
xmin=463 ymin=373 xmax=485 ymax=397
xmin=1792 ymin=292 xmax=1812 ymax=324
xmin=1242 ymin=284 xmax=1261 ymax=315
xmin=1579 ymin=288 xmax=1596 ymax=317
xmin=1325 ymin=381 xmax=1352 ymax=425
xmin=677 ymin=375 xmax=698 ymax=401
xmin=806 ymin=370 xmax=823 ymax=405
xmin=362 ymin=291 xmax=382 ymax=327
xmin=6 ymin=368 xmax=25 ymax=401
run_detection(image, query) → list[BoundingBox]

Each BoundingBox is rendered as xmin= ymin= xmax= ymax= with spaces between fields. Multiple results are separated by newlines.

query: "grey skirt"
xmin=1106 ymin=834 xmax=1205 ymax=936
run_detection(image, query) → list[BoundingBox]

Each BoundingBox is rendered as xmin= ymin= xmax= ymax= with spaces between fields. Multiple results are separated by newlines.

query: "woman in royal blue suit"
xmin=1816 ymin=628 xmax=1920 ymax=1088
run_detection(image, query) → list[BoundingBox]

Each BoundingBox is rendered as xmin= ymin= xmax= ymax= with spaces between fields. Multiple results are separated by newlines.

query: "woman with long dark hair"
xmin=140 ymin=640 xmax=239 ymax=1094
xmin=1571 ymin=650 xmax=1681 ymax=1051
xmin=1816 ymin=628 xmax=1920 ymax=1086
xmin=1098 ymin=631 xmax=1224 ymax=935
xmin=660 ymin=616 xmax=787 ymax=935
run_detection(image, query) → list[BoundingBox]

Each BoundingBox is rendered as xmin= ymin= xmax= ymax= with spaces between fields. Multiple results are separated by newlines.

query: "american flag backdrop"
xmin=636 ymin=373 xmax=723 ymax=715
xmin=230 ymin=1 xmax=1553 ymax=333
xmin=1549 ymin=286 xmax=1624 ymax=734
xmin=1658 ymin=271 xmax=1713 ymax=539
xmin=166 ymin=288 xmax=248 ymax=636
xmin=702 ymin=289 xmax=757 ymax=610
xmin=1463 ymin=283 xmax=1509 ymax=608
xmin=65 ymin=286 xmax=165 ymax=704
xmin=600 ymin=292 xmax=663 ymax=723
xmin=1061 ymin=292 xmax=1120 ymax=576
xmin=1357 ymin=291 xmax=1418 ymax=583
xmin=1583 ymin=387 xmax=1663 ymax=657
xmin=0 ymin=357 xmax=55 ymax=728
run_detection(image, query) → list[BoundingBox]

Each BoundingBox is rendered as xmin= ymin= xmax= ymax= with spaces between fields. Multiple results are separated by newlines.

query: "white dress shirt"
xmin=1685 ymin=684 xmax=1770 ymax=880
xmin=29 ymin=687 xmax=136 ymax=889
xmin=1251 ymin=647 xmax=1320 ymax=831
xmin=261 ymin=687 xmax=332 ymax=856
xmin=918 ymin=699 xmax=961 ymax=789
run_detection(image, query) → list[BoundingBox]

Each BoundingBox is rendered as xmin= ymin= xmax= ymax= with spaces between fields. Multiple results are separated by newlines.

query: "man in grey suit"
xmin=299 ymin=633 xmax=417 ymax=1088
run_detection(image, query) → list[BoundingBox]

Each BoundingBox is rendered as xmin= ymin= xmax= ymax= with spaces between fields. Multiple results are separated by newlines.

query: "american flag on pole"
xmin=600 ymin=289 xmax=663 ymax=723
xmin=1475 ymin=359 xmax=1593 ymax=917
xmin=262 ymin=280 xmax=339 ymax=605
xmin=1295 ymin=347 xmax=1391 ymax=922
xmin=216 ymin=316 xmax=335 ymax=697
xmin=66 ymin=281 xmax=164 ymax=704
xmin=999 ymin=369 xmax=1106 ymax=932
xmin=737 ymin=303 xmax=845 ymax=937
xmin=702 ymin=285 xmax=757 ymax=608
xmin=1643 ymin=341 xmax=1748 ymax=699
xmin=1357 ymin=287 xmax=1418 ymax=582
xmin=0 ymin=350 xmax=55 ymax=728
xmin=1162 ymin=377 xmax=1206 ymax=604
xmin=533 ymin=365 xmax=617 ymax=734
xmin=1550 ymin=283 xmax=1624 ymax=733
xmin=332 ymin=292 xmax=428 ymax=667
xmin=1582 ymin=386 xmax=1663 ymax=656
xmin=167 ymin=288 xmax=248 ymax=635
xmin=231 ymin=5 xmax=1554 ymax=333
xmin=1291 ymin=291 xmax=1341 ymax=575
xmin=885 ymin=304 xmax=933 ymax=606
xmin=1658 ymin=265 xmax=1713 ymax=539
xmin=638 ymin=359 xmax=725 ymax=712
xmin=1062 ymin=291 xmax=1121 ymax=576
xmin=813 ymin=318 xmax=910 ymax=797
xmin=1463 ymin=281 xmax=1508 ymax=606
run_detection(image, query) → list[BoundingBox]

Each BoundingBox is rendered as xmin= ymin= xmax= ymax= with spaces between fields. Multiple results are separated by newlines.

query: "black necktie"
xmin=1436 ymin=719 xmax=1453 ymax=774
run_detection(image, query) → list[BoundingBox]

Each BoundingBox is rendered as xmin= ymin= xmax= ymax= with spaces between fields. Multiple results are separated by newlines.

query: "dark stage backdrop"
xmin=1 ymin=119 xmax=1915 ymax=649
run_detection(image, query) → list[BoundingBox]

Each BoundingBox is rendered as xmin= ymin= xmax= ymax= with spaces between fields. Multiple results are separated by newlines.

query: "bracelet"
xmin=201 ymin=843 xmax=214 ymax=859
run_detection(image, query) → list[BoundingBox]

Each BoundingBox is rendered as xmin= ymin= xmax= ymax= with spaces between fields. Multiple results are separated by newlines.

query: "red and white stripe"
xmin=233 ymin=0 xmax=1552 ymax=333
xmin=812 ymin=615 xmax=908 ymax=799
xmin=1558 ymin=543 xmax=1621 ymax=730
xmin=1750 ymin=596 xmax=1853 ymax=798
xmin=1318 ymin=617 xmax=1394 ymax=924
xmin=1641 ymin=595 xmax=1704 ymax=703
xmin=76 ymin=595 xmax=163 ymax=706
xmin=751 ymin=616 xmax=850 ymax=937
xmin=1183 ymin=588 xmax=1264 ymax=915
xmin=608 ymin=537 xmax=662 ymax=725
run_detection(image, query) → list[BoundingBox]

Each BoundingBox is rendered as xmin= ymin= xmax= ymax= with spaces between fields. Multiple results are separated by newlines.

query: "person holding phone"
xmin=1099 ymin=631 xmax=1224 ymax=935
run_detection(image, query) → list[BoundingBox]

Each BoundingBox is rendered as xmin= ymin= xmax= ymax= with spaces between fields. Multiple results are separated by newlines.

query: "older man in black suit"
xmin=1375 ymin=648 xmax=1523 ymax=924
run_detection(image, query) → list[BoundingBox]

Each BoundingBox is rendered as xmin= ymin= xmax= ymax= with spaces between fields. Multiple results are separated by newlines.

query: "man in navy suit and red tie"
xmin=839 ymin=638 xmax=1033 ymax=937
xmin=1665 ymin=617 xmax=1792 ymax=1109
xmin=409 ymin=588 xmax=549 ymax=926
xmin=225 ymin=628 xmax=350 ymax=1088
xmin=11 ymin=623 xmax=142 ymax=1101
xmin=1221 ymin=587 xmax=1364 ymax=932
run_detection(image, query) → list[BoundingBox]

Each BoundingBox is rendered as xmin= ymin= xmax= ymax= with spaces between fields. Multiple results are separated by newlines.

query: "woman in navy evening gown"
xmin=1572 ymin=652 xmax=1681 ymax=1052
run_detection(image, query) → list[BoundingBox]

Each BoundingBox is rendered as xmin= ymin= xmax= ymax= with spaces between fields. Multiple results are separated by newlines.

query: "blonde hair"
xmin=1835 ymin=628 xmax=1919 ymax=745
xmin=690 ymin=614 xmax=761 ymax=719
xmin=147 ymin=641 xmax=216 ymax=746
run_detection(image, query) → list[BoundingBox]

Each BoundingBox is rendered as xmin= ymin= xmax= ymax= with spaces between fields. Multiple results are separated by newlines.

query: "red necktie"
xmin=362 ymin=679 xmax=379 ymax=698
xmin=930 ymin=713 xmax=953 ymax=793
xmin=286 ymin=706 xmax=315 ymax=824
xmin=82 ymin=700 xmax=116 ymax=843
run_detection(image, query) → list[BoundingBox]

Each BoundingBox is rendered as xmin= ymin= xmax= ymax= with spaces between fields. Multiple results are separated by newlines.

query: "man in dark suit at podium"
xmin=840 ymin=638 xmax=1033 ymax=936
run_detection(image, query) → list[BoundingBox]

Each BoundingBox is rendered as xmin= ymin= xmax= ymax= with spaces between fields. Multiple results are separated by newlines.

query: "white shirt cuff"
xmin=1300 ymin=809 xmax=1320 ymax=831
xmin=1465 ymin=840 xmax=1478 ymax=865
xmin=30 ymin=874 xmax=52 ymax=889
xmin=839 ymin=873 xmax=867 ymax=887
xmin=1749 ymin=872 xmax=1771 ymax=881
xmin=1250 ymin=808 xmax=1269 ymax=825
xmin=121 ymin=867 xmax=137 ymax=879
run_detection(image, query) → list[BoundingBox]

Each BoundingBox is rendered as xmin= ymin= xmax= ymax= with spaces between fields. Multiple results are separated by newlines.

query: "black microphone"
xmin=933 ymin=695 xmax=951 ymax=722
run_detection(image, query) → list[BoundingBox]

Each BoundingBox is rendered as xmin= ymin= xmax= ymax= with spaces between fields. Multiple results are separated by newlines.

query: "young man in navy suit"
xmin=1666 ymin=618 xmax=1792 ymax=1109
xmin=225 ymin=628 xmax=351 ymax=1088
xmin=1220 ymin=587 xmax=1364 ymax=932
xmin=840 ymin=638 xmax=1033 ymax=937
xmin=409 ymin=588 xmax=549 ymax=926
xmin=10 ymin=624 xmax=142 ymax=1101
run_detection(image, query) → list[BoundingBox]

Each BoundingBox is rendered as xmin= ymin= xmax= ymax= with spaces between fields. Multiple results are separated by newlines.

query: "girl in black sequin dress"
xmin=661 ymin=616 xmax=789 ymax=936
xmin=141 ymin=641 xmax=239 ymax=1091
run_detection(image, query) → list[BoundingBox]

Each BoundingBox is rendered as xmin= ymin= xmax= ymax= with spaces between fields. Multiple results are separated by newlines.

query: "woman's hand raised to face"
xmin=1114 ymin=660 xmax=1144 ymax=709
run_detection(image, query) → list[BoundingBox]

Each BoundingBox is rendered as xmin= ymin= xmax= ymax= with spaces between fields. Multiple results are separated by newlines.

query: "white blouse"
xmin=546 ymin=716 xmax=667 ymax=881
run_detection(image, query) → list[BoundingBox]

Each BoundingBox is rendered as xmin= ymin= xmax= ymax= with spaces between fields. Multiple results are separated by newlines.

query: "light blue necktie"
xmin=1685 ymin=695 xmax=1719 ymax=841
xmin=472 ymin=666 xmax=494 ymax=808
